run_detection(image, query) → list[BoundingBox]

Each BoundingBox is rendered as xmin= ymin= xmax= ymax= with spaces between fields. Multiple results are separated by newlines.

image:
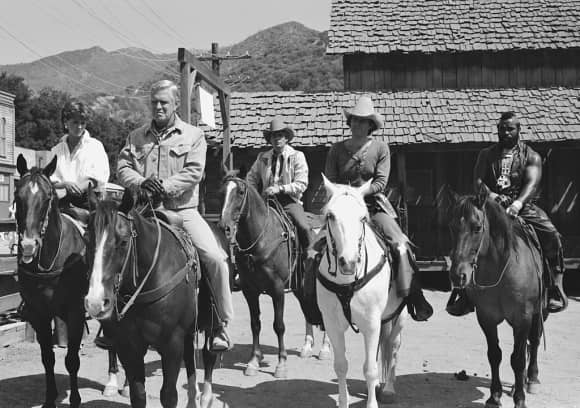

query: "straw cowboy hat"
xmin=263 ymin=116 xmax=295 ymax=142
xmin=343 ymin=95 xmax=384 ymax=131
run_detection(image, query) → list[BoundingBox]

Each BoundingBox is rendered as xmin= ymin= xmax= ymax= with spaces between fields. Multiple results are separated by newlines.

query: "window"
xmin=0 ymin=173 xmax=9 ymax=202
xmin=0 ymin=118 xmax=5 ymax=157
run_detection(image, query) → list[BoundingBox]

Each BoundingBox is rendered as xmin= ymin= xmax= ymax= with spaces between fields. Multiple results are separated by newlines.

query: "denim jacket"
xmin=246 ymin=145 xmax=309 ymax=204
xmin=117 ymin=115 xmax=206 ymax=209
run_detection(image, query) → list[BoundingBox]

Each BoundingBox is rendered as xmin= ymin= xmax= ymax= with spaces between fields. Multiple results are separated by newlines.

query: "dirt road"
xmin=0 ymin=290 xmax=579 ymax=408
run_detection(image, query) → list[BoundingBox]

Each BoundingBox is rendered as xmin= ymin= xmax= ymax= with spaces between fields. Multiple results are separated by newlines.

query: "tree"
xmin=0 ymin=72 xmax=33 ymax=127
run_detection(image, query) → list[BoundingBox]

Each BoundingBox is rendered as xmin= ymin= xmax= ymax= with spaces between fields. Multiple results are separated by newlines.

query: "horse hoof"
xmin=484 ymin=398 xmax=502 ymax=408
xmin=120 ymin=385 xmax=130 ymax=398
xmin=245 ymin=364 xmax=259 ymax=376
xmin=103 ymin=385 xmax=118 ymax=397
xmin=299 ymin=345 xmax=313 ymax=358
xmin=375 ymin=384 xmax=396 ymax=404
xmin=318 ymin=349 xmax=331 ymax=360
xmin=200 ymin=393 xmax=214 ymax=408
xmin=274 ymin=365 xmax=288 ymax=378
xmin=526 ymin=380 xmax=540 ymax=394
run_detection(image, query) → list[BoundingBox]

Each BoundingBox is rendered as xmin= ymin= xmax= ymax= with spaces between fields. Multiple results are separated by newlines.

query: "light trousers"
xmin=176 ymin=208 xmax=234 ymax=324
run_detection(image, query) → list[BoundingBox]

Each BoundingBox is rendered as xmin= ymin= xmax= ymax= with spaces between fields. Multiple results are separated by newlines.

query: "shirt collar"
xmin=270 ymin=144 xmax=293 ymax=158
xmin=63 ymin=129 xmax=90 ymax=147
xmin=148 ymin=114 xmax=185 ymax=140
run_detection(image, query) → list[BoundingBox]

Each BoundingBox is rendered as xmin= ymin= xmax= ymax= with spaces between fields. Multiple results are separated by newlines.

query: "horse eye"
xmin=474 ymin=225 xmax=483 ymax=233
xmin=326 ymin=213 xmax=335 ymax=221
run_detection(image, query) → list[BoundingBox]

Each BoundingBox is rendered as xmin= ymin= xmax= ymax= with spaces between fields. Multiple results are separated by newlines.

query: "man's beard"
xmin=498 ymin=134 xmax=518 ymax=148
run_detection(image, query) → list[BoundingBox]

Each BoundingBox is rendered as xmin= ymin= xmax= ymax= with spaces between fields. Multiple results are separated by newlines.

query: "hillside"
xmin=0 ymin=22 xmax=341 ymax=99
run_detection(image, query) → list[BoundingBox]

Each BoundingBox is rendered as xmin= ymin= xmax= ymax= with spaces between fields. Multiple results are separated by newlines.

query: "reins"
xmin=469 ymin=201 xmax=511 ymax=289
xmin=114 ymin=207 xmax=162 ymax=320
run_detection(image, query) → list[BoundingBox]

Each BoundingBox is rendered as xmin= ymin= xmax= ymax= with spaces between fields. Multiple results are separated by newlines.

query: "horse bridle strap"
xmin=117 ymin=211 xmax=162 ymax=320
xmin=316 ymin=253 xmax=386 ymax=333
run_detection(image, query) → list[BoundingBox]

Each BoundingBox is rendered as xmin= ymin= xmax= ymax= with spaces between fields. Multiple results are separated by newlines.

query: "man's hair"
xmin=499 ymin=111 xmax=518 ymax=122
xmin=150 ymin=80 xmax=179 ymax=104
xmin=61 ymin=100 xmax=91 ymax=124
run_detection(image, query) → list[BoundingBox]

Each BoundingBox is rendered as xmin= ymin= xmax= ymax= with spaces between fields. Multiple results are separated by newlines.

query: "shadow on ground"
xmin=0 ymin=373 xmax=128 ymax=408
xmin=195 ymin=372 xmax=490 ymax=408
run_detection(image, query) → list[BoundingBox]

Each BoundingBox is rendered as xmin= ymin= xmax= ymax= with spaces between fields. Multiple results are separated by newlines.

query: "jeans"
xmin=176 ymin=208 xmax=234 ymax=324
xmin=520 ymin=204 xmax=563 ymax=269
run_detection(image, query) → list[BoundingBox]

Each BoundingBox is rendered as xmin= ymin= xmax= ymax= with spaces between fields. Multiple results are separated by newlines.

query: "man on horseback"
xmin=246 ymin=116 xmax=313 ymax=252
xmin=18 ymin=100 xmax=110 ymax=343
xmin=117 ymin=80 xmax=234 ymax=351
xmin=447 ymin=111 xmax=568 ymax=316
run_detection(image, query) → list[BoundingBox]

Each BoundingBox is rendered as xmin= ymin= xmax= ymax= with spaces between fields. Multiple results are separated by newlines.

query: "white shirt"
xmin=50 ymin=130 xmax=110 ymax=189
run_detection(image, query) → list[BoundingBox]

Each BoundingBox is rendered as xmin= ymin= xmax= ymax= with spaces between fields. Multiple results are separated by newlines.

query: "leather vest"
xmin=482 ymin=142 xmax=537 ymax=202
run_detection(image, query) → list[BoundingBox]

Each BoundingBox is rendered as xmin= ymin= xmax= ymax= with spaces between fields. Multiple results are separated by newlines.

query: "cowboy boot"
xmin=400 ymin=253 xmax=433 ymax=322
xmin=446 ymin=288 xmax=475 ymax=317
xmin=548 ymin=267 xmax=568 ymax=313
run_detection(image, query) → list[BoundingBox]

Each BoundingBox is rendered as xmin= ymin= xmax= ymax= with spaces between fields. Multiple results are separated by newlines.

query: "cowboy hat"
xmin=343 ymin=95 xmax=384 ymax=131
xmin=263 ymin=116 xmax=295 ymax=142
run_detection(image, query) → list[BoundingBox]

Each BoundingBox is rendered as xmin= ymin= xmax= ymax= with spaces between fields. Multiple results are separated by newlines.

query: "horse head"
xmin=85 ymin=188 xmax=134 ymax=319
xmin=448 ymin=184 xmax=501 ymax=289
xmin=321 ymin=174 xmax=371 ymax=275
xmin=15 ymin=154 xmax=58 ymax=264
xmin=219 ymin=174 xmax=249 ymax=241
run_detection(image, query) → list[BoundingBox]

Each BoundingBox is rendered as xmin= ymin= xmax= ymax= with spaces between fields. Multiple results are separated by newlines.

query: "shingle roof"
xmin=201 ymin=88 xmax=580 ymax=147
xmin=327 ymin=0 xmax=580 ymax=54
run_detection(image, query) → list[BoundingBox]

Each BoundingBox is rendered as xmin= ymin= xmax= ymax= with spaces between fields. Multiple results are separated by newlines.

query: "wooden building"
xmin=203 ymin=0 xmax=580 ymax=261
xmin=0 ymin=91 xmax=15 ymax=219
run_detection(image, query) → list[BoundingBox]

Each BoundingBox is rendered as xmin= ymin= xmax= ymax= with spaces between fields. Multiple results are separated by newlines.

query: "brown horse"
xmin=84 ymin=189 xmax=217 ymax=408
xmin=15 ymin=154 xmax=87 ymax=408
xmin=448 ymin=186 xmax=547 ymax=408
xmin=219 ymin=175 xmax=319 ymax=378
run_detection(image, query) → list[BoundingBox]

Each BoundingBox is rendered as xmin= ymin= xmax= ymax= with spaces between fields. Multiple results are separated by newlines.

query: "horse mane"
xmin=452 ymin=195 xmax=527 ymax=253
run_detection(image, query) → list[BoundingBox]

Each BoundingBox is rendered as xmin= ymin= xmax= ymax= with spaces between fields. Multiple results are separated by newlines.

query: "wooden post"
xmin=179 ymin=61 xmax=192 ymax=124
xmin=397 ymin=151 xmax=409 ymax=235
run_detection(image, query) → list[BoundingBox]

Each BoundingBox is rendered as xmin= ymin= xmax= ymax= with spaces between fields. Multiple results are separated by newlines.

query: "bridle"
xmin=324 ymin=192 xmax=368 ymax=277
xmin=224 ymin=178 xmax=270 ymax=253
xmin=17 ymin=173 xmax=63 ymax=274
xmin=108 ymin=210 xmax=161 ymax=320
xmin=463 ymin=200 xmax=511 ymax=289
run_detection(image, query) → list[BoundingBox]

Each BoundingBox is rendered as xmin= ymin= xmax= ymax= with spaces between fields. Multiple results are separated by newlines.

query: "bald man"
xmin=447 ymin=111 xmax=568 ymax=316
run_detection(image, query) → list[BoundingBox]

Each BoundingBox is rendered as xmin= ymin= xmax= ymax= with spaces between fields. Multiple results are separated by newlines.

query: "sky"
xmin=0 ymin=0 xmax=333 ymax=65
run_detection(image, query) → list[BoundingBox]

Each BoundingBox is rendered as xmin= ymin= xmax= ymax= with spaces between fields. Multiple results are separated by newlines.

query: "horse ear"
xmin=16 ymin=154 xmax=28 ymax=176
xmin=118 ymin=189 xmax=134 ymax=214
xmin=475 ymin=183 xmax=490 ymax=208
xmin=43 ymin=156 xmax=57 ymax=178
xmin=321 ymin=173 xmax=337 ymax=197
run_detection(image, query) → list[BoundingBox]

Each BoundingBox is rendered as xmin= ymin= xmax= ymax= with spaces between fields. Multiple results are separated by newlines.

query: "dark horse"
xmin=84 ymin=189 xmax=217 ymax=408
xmin=15 ymin=155 xmax=87 ymax=408
xmin=219 ymin=175 xmax=319 ymax=378
xmin=448 ymin=186 xmax=547 ymax=408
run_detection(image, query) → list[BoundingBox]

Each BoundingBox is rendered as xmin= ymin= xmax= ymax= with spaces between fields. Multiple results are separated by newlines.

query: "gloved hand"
xmin=264 ymin=185 xmax=281 ymax=197
xmin=140 ymin=177 xmax=165 ymax=197
xmin=506 ymin=200 xmax=523 ymax=218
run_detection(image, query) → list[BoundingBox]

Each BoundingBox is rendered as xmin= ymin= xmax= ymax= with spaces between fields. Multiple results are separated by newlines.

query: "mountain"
xmin=0 ymin=46 xmax=176 ymax=97
xmin=0 ymin=22 xmax=341 ymax=98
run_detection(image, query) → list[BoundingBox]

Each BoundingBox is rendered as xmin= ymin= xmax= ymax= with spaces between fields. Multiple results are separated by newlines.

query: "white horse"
xmin=317 ymin=176 xmax=407 ymax=408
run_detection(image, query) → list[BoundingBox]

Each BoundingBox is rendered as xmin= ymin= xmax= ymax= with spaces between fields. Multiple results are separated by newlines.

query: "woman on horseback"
xmin=322 ymin=95 xmax=432 ymax=322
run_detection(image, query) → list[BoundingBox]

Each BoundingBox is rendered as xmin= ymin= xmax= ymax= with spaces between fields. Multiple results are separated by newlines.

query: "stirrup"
xmin=445 ymin=294 xmax=474 ymax=317
xmin=547 ymin=287 xmax=568 ymax=313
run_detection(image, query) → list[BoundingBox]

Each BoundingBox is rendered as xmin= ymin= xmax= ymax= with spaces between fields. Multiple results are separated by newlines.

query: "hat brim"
xmin=343 ymin=109 xmax=384 ymax=131
xmin=263 ymin=127 xmax=295 ymax=142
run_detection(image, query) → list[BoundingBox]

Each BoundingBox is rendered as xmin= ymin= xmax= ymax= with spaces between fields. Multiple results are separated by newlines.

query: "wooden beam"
xmin=178 ymin=48 xmax=231 ymax=95
xmin=219 ymin=91 xmax=232 ymax=170
xmin=397 ymin=152 xmax=408 ymax=234
xmin=179 ymin=61 xmax=192 ymax=123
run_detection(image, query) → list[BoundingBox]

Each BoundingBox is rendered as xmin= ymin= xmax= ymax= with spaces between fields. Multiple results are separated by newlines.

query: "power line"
xmin=0 ymin=22 xmax=106 ymax=95
xmin=139 ymin=0 xmax=191 ymax=46
xmin=70 ymin=0 xmax=179 ymax=76
xmin=126 ymin=0 xmax=186 ymax=46
xmin=29 ymin=0 xmax=176 ymax=79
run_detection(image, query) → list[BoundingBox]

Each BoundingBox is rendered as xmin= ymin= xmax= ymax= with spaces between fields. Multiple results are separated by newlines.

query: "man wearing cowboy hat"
xmin=246 ymin=116 xmax=312 ymax=251
xmin=321 ymin=94 xmax=433 ymax=321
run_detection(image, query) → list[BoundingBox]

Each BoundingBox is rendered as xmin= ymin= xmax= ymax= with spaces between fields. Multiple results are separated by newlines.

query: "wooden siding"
xmin=344 ymin=49 xmax=580 ymax=91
